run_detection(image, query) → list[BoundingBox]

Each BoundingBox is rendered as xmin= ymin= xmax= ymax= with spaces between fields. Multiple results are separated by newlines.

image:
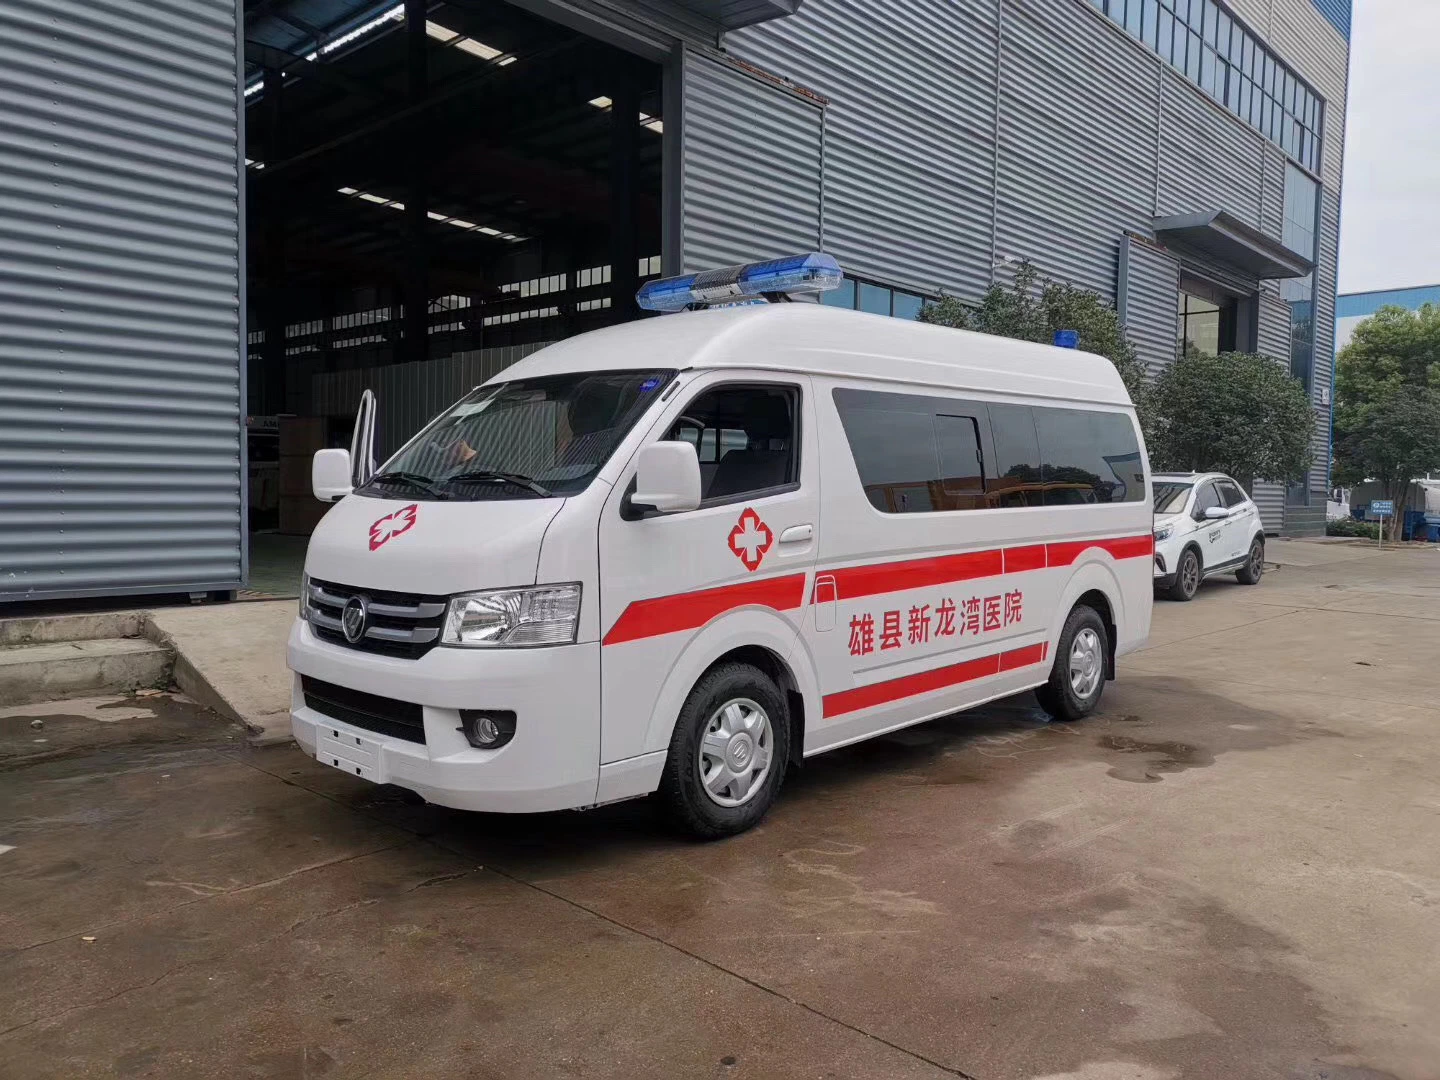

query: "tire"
xmin=1235 ymin=536 xmax=1265 ymax=585
xmin=657 ymin=662 xmax=790 ymax=839
xmin=1166 ymin=547 xmax=1201 ymax=601
xmin=1034 ymin=605 xmax=1109 ymax=722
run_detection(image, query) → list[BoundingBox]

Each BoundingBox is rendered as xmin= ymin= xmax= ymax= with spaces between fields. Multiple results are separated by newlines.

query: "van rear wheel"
xmin=1035 ymin=605 xmax=1109 ymax=722
xmin=657 ymin=662 xmax=790 ymax=839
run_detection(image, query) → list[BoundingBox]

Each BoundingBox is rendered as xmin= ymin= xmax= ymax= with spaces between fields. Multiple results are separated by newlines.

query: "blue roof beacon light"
xmin=636 ymin=252 xmax=844 ymax=313
xmin=1053 ymin=329 xmax=1080 ymax=349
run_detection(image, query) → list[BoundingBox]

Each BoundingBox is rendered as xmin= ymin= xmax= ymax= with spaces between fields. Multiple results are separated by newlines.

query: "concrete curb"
xmin=139 ymin=611 xmax=294 ymax=746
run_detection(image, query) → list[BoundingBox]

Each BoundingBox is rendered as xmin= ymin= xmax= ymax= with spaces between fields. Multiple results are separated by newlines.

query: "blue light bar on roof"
xmin=636 ymin=252 xmax=844 ymax=313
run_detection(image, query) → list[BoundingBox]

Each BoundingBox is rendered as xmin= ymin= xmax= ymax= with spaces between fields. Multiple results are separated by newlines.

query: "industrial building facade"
xmin=0 ymin=0 xmax=1350 ymax=601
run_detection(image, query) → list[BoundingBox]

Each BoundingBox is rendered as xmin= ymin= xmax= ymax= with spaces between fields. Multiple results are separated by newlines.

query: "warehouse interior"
xmin=242 ymin=0 xmax=665 ymax=532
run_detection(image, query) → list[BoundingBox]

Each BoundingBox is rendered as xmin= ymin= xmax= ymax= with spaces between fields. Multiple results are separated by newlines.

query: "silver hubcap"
xmin=698 ymin=698 xmax=773 ymax=808
xmin=1069 ymin=628 xmax=1104 ymax=700
xmin=1182 ymin=554 xmax=1199 ymax=593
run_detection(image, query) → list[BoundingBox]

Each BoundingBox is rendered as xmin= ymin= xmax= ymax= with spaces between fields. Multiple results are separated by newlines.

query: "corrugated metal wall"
xmin=1311 ymin=186 xmax=1340 ymax=494
xmin=1118 ymin=237 xmax=1180 ymax=378
xmin=1252 ymin=290 xmax=1294 ymax=532
xmin=725 ymin=0 xmax=996 ymax=299
xmin=996 ymin=0 xmax=1157 ymax=300
xmin=680 ymin=52 xmax=821 ymax=272
xmin=1158 ymin=71 xmax=1264 ymax=229
xmin=312 ymin=344 xmax=550 ymax=461
xmin=0 ymin=0 xmax=244 ymax=602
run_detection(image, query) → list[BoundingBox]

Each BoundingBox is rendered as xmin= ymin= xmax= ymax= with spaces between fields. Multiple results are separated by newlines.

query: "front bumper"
xmin=1152 ymin=551 xmax=1175 ymax=589
xmin=287 ymin=618 xmax=600 ymax=813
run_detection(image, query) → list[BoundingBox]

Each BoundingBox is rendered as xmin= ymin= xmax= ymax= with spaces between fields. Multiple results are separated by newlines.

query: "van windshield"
xmin=361 ymin=369 xmax=675 ymax=501
xmin=1152 ymin=481 xmax=1193 ymax=515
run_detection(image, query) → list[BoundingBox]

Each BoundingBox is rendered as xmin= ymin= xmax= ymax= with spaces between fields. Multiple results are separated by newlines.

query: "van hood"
xmin=302 ymin=495 xmax=564 ymax=596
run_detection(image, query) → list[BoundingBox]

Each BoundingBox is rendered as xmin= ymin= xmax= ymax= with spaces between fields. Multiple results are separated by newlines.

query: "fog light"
xmin=458 ymin=710 xmax=516 ymax=750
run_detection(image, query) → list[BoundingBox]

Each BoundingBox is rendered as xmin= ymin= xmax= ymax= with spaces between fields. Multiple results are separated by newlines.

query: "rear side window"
xmin=833 ymin=389 xmax=1144 ymax=512
xmin=1033 ymin=407 xmax=1145 ymax=504
xmin=1217 ymin=479 xmax=1247 ymax=507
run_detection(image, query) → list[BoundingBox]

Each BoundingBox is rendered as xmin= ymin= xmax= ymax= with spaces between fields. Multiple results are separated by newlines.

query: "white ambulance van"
xmin=289 ymin=254 xmax=1153 ymax=837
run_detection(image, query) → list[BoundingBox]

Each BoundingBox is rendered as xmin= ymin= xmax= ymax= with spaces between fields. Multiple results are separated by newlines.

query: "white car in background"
xmin=1152 ymin=472 xmax=1266 ymax=601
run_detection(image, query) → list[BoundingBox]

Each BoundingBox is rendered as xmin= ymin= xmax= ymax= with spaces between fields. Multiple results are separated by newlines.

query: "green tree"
xmin=1334 ymin=388 xmax=1440 ymax=541
xmin=1334 ymin=304 xmax=1440 ymax=434
xmin=1147 ymin=350 xmax=1313 ymax=489
xmin=919 ymin=261 xmax=1149 ymax=416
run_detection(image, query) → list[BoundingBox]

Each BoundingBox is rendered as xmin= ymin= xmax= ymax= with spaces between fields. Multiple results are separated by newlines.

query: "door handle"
xmin=779 ymin=524 xmax=813 ymax=543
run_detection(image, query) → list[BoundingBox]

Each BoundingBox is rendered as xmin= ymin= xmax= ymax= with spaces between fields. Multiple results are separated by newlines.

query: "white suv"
xmin=1152 ymin=472 xmax=1266 ymax=601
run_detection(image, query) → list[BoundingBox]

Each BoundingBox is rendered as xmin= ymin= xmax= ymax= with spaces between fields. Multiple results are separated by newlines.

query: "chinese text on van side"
xmin=847 ymin=590 xmax=1022 ymax=657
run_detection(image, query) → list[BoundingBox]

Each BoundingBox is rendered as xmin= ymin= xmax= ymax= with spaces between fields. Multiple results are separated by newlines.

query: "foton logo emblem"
xmin=369 ymin=504 xmax=418 ymax=551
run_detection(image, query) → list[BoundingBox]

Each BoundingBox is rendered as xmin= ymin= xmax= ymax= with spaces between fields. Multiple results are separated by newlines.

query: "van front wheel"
xmin=657 ymin=662 xmax=790 ymax=839
xmin=1034 ymin=605 xmax=1109 ymax=722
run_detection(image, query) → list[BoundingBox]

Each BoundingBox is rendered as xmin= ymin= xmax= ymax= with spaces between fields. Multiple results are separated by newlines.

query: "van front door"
xmin=597 ymin=375 xmax=819 ymax=771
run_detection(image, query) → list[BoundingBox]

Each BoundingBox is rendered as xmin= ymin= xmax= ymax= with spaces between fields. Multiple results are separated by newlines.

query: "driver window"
xmin=1193 ymin=482 xmax=1222 ymax=518
xmin=665 ymin=385 xmax=799 ymax=502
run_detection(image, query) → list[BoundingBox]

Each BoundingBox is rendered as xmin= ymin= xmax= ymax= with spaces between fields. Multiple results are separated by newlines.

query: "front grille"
xmin=306 ymin=578 xmax=447 ymax=659
xmin=301 ymin=676 xmax=426 ymax=744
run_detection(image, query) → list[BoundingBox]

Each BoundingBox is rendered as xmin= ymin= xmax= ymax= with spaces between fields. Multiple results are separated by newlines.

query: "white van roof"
xmin=499 ymin=302 xmax=1135 ymax=408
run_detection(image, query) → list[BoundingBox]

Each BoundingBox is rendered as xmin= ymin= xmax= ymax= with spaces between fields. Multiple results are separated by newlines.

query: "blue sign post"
xmin=1371 ymin=499 xmax=1394 ymax=549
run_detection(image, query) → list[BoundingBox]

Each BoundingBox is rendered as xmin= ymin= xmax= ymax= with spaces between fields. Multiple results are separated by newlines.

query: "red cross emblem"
xmin=728 ymin=507 xmax=773 ymax=571
xmin=369 ymin=504 xmax=418 ymax=551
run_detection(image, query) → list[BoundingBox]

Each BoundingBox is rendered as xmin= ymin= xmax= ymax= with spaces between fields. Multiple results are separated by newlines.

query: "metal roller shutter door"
xmin=0 ymin=0 xmax=244 ymax=601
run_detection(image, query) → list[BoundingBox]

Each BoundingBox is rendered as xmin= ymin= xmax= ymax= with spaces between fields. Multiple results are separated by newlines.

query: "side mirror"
xmin=1203 ymin=505 xmax=1231 ymax=521
xmin=631 ymin=442 xmax=702 ymax=514
xmin=313 ymin=448 xmax=353 ymax=502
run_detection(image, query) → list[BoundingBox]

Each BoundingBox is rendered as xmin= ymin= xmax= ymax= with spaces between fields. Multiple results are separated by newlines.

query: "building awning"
xmin=667 ymin=0 xmax=805 ymax=29
xmin=1153 ymin=210 xmax=1313 ymax=280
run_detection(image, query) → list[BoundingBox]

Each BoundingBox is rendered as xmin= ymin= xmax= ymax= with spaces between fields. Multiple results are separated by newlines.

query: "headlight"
xmin=442 ymin=583 xmax=582 ymax=647
xmin=299 ymin=573 xmax=311 ymax=621
xmin=1153 ymin=525 xmax=1173 ymax=542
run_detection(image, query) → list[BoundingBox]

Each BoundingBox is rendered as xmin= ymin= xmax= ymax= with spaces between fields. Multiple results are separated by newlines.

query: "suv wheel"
xmin=1236 ymin=536 xmax=1265 ymax=585
xmin=1167 ymin=547 xmax=1201 ymax=601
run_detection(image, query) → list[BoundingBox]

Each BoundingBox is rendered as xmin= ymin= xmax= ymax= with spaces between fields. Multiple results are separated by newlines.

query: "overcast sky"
xmin=1337 ymin=0 xmax=1440 ymax=294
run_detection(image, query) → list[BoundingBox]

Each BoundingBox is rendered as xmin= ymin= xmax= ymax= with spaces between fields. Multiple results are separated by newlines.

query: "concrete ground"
xmin=1 ymin=542 xmax=1436 ymax=1080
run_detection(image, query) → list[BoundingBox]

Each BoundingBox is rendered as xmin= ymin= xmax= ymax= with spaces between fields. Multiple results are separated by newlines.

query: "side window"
xmin=832 ymin=390 xmax=941 ymax=513
xmin=986 ymin=404 xmax=1044 ymax=507
xmin=1217 ymin=480 xmax=1247 ymax=507
xmin=935 ymin=414 xmax=985 ymax=509
xmin=832 ymin=389 xmax=989 ymax=514
xmin=1193 ymin=482 xmax=1222 ymax=518
xmin=665 ymin=385 xmax=798 ymax=503
xmin=1033 ymin=407 xmax=1145 ymax=504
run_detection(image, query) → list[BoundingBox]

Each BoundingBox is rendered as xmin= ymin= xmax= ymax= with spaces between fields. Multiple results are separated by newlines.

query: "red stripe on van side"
xmin=602 ymin=573 xmax=808 ymax=646
xmin=997 ymin=641 xmax=1048 ymax=672
xmin=1003 ymin=544 xmax=1048 ymax=573
xmin=822 ymin=642 xmax=1049 ymax=718
xmin=1046 ymin=534 xmax=1154 ymax=567
xmin=830 ymin=549 xmax=1004 ymax=600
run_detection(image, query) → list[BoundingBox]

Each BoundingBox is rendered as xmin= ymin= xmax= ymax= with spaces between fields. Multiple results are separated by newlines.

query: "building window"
xmin=821 ymin=276 xmax=929 ymax=320
xmin=1090 ymin=0 xmax=1322 ymax=172
xmin=1177 ymin=278 xmax=1236 ymax=356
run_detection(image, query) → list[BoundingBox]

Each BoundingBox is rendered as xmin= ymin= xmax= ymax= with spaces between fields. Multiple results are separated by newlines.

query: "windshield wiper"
xmin=445 ymin=468 xmax=554 ymax=498
xmin=366 ymin=471 xmax=449 ymax=499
